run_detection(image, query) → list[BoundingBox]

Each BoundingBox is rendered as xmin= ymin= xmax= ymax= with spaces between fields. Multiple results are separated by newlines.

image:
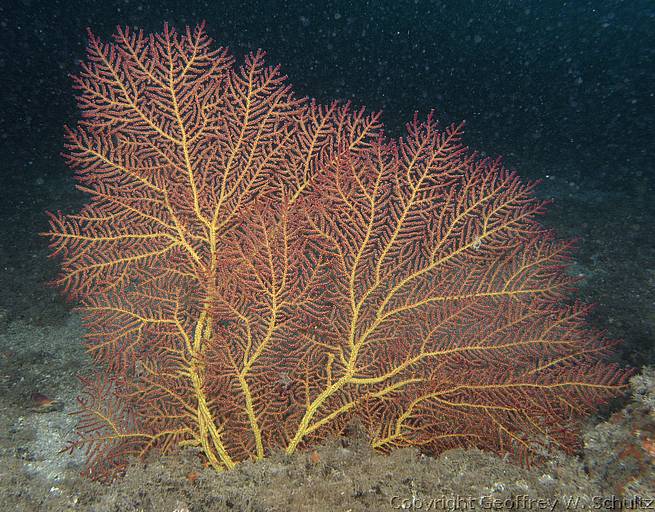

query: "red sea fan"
xmin=43 ymin=23 xmax=629 ymax=481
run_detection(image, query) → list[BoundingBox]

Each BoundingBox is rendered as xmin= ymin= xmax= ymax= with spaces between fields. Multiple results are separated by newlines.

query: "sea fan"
xmin=44 ymin=23 xmax=629 ymax=481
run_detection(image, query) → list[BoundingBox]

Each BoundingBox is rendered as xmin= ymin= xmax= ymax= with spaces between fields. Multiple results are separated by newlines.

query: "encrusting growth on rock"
xmin=43 ymin=22 xmax=630 ymax=481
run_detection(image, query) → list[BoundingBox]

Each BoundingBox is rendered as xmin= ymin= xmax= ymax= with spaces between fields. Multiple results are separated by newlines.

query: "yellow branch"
xmin=187 ymin=311 xmax=235 ymax=469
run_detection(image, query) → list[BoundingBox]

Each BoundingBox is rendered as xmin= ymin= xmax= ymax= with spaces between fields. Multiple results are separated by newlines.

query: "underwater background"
xmin=0 ymin=0 xmax=653 ymax=510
